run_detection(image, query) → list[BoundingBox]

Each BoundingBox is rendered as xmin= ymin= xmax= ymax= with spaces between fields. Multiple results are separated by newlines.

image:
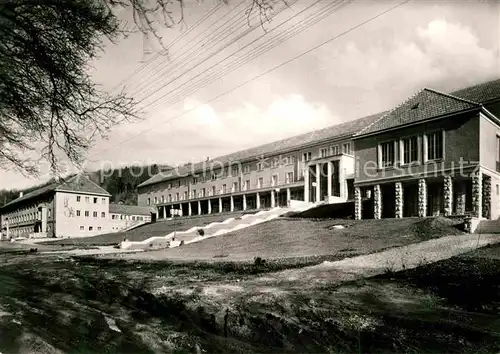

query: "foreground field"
xmin=109 ymin=216 xmax=466 ymax=261
xmin=1 ymin=231 xmax=499 ymax=353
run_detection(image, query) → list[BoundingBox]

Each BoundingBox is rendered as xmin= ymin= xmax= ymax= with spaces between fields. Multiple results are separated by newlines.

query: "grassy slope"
xmin=118 ymin=216 xmax=465 ymax=261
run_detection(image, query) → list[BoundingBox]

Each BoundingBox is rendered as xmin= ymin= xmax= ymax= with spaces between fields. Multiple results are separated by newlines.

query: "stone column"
xmin=373 ymin=184 xmax=382 ymax=219
xmin=395 ymin=182 xmax=403 ymax=218
xmin=286 ymin=188 xmax=291 ymax=205
xmin=170 ymin=207 xmax=173 ymax=218
xmin=208 ymin=200 xmax=212 ymax=214
xmin=472 ymin=170 xmax=482 ymax=218
xmin=443 ymin=176 xmax=453 ymax=217
xmin=327 ymin=161 xmax=332 ymax=201
xmin=230 ymin=195 xmax=234 ymax=212
xmin=243 ymin=194 xmax=247 ymax=211
xmin=256 ymin=192 xmax=261 ymax=209
xmin=482 ymin=174 xmax=491 ymax=219
xmin=455 ymin=181 xmax=466 ymax=215
xmin=304 ymin=165 xmax=310 ymax=202
xmin=418 ymin=178 xmax=427 ymax=217
xmin=188 ymin=202 xmax=192 ymax=217
xmin=354 ymin=186 xmax=362 ymax=220
xmin=198 ymin=200 xmax=202 ymax=215
xmin=271 ymin=190 xmax=276 ymax=208
xmin=315 ymin=163 xmax=321 ymax=203
xmin=219 ymin=197 xmax=223 ymax=213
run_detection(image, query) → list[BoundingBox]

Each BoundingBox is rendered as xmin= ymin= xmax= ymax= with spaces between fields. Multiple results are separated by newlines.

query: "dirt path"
xmin=197 ymin=234 xmax=500 ymax=299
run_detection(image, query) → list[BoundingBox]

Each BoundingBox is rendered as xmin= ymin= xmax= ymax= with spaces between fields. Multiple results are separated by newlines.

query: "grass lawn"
xmin=113 ymin=216 xmax=465 ymax=262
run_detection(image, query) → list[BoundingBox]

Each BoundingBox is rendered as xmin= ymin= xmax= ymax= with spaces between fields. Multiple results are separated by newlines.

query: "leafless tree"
xmin=0 ymin=0 xmax=281 ymax=176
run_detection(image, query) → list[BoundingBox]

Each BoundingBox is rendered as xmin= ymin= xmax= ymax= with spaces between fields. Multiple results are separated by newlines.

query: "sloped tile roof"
xmin=109 ymin=204 xmax=155 ymax=216
xmin=1 ymin=175 xmax=110 ymax=210
xmin=451 ymin=78 xmax=500 ymax=104
xmin=355 ymin=89 xmax=480 ymax=137
xmin=139 ymin=112 xmax=387 ymax=187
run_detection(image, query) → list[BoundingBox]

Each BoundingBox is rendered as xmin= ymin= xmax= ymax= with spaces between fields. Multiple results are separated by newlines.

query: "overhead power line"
xmin=88 ymin=0 xmax=411 ymax=162
xmin=143 ymin=0 xmax=352 ymax=112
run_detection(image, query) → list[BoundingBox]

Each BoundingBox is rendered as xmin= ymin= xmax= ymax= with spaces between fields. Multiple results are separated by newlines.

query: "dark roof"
xmin=109 ymin=204 xmax=155 ymax=216
xmin=451 ymin=78 xmax=500 ymax=104
xmin=139 ymin=112 xmax=387 ymax=187
xmin=1 ymin=175 xmax=110 ymax=210
xmin=355 ymin=88 xmax=480 ymax=137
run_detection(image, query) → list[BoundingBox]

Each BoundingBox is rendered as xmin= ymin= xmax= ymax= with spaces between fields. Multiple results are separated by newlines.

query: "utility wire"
xmin=131 ymin=0 xmax=296 ymax=102
xmin=88 ymin=0 xmax=410 ymax=162
xmin=144 ymin=0 xmax=351 ymax=111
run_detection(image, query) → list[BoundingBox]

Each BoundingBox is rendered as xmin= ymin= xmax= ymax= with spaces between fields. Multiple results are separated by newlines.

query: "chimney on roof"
xmin=19 ymin=191 xmax=23 ymax=198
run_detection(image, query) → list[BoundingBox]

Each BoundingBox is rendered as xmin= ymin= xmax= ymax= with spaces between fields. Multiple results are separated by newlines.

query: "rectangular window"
xmin=244 ymin=180 xmax=250 ymax=191
xmin=101 ymin=198 xmax=106 ymax=204
xmin=183 ymin=191 xmax=188 ymax=200
xmin=93 ymin=211 xmax=97 ymax=217
xmin=286 ymin=172 xmax=294 ymax=184
xmin=257 ymin=162 xmax=264 ymax=171
xmin=76 ymin=210 xmax=81 ymax=217
xmin=320 ymin=148 xmax=329 ymax=158
xmin=48 ymin=209 xmax=51 ymax=218
xmin=89 ymin=226 xmax=93 ymax=231
xmin=303 ymin=152 xmax=312 ymax=161
xmin=161 ymin=195 xmax=165 ymax=203
xmin=192 ymin=177 xmax=198 ymax=184
xmin=402 ymin=136 xmax=419 ymax=164
xmin=168 ymin=183 xmax=172 ymax=189
xmin=231 ymin=167 xmax=239 ymax=176
xmin=93 ymin=197 xmax=97 ymax=204
xmin=272 ymin=174 xmax=278 ymax=186
xmin=427 ymin=131 xmax=443 ymax=160
xmin=232 ymin=182 xmax=238 ymax=192
xmin=211 ymin=186 xmax=216 ymax=196
xmin=80 ymin=226 xmax=84 ymax=231
xmin=132 ymin=216 xmax=136 ymax=221
xmin=101 ymin=212 xmax=105 ymax=218
xmin=258 ymin=177 xmax=264 ymax=188
xmin=222 ymin=184 xmax=227 ymax=194
xmin=201 ymin=188 xmax=206 ymax=197
xmin=76 ymin=196 xmax=81 ymax=202
xmin=85 ymin=196 xmax=90 ymax=203
xmin=154 ymin=196 xmax=158 ymax=204
xmin=192 ymin=189 xmax=197 ymax=199
xmin=496 ymin=135 xmax=500 ymax=172
xmin=97 ymin=226 xmax=101 ymax=231
xmin=331 ymin=145 xmax=339 ymax=155
xmin=342 ymin=142 xmax=352 ymax=155
xmin=380 ymin=141 xmax=395 ymax=168
xmin=243 ymin=165 xmax=251 ymax=174
xmin=176 ymin=192 xmax=180 ymax=201
xmin=211 ymin=173 xmax=217 ymax=181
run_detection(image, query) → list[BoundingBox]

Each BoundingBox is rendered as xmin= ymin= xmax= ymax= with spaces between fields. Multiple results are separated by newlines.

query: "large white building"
xmin=0 ymin=175 xmax=154 ymax=239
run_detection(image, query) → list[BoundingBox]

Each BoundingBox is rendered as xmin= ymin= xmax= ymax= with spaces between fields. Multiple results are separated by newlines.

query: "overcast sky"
xmin=1 ymin=0 xmax=499 ymax=190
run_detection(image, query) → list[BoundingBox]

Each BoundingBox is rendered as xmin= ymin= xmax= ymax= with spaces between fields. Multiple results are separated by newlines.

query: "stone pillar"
xmin=286 ymin=188 xmax=291 ymax=205
xmin=327 ymin=161 xmax=332 ymax=201
xmin=256 ymin=192 xmax=261 ymax=209
xmin=315 ymin=163 xmax=321 ymax=203
xmin=373 ymin=184 xmax=382 ymax=219
xmin=188 ymin=202 xmax=192 ymax=217
xmin=304 ymin=165 xmax=310 ymax=202
xmin=271 ymin=190 xmax=276 ymax=208
xmin=219 ymin=198 xmax=223 ymax=213
xmin=170 ymin=207 xmax=173 ymax=218
xmin=395 ymin=182 xmax=403 ymax=218
xmin=230 ymin=195 xmax=234 ymax=212
xmin=354 ymin=186 xmax=362 ymax=220
xmin=418 ymin=178 xmax=427 ymax=217
xmin=455 ymin=181 xmax=466 ymax=215
xmin=443 ymin=176 xmax=453 ymax=217
xmin=208 ymin=200 xmax=212 ymax=214
xmin=482 ymin=174 xmax=491 ymax=219
xmin=472 ymin=171 xmax=482 ymax=218
xmin=198 ymin=200 xmax=202 ymax=215
xmin=243 ymin=194 xmax=247 ymax=211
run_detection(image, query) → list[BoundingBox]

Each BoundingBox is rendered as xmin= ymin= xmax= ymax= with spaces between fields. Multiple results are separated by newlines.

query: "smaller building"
xmin=108 ymin=204 xmax=154 ymax=232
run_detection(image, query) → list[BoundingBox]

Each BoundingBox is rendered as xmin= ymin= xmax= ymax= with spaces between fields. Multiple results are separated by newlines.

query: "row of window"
xmin=79 ymin=226 xmax=102 ymax=231
xmin=379 ymin=131 xmax=444 ymax=168
xmin=147 ymin=172 xmax=295 ymax=205
xmin=76 ymin=196 xmax=107 ymax=204
xmin=74 ymin=210 xmax=106 ymax=218
xmin=111 ymin=214 xmax=146 ymax=221
xmin=318 ymin=142 xmax=352 ymax=159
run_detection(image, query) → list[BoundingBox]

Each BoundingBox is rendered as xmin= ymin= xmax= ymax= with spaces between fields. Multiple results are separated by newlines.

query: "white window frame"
xmin=342 ymin=142 xmax=352 ymax=155
xmin=331 ymin=145 xmax=339 ymax=155
xmin=424 ymin=130 xmax=445 ymax=162
xmin=271 ymin=174 xmax=278 ymax=187
xmin=320 ymin=147 xmax=329 ymax=158
xmin=400 ymin=135 xmax=420 ymax=165
xmin=378 ymin=140 xmax=397 ymax=168
xmin=257 ymin=177 xmax=264 ymax=188
xmin=286 ymin=172 xmax=294 ymax=184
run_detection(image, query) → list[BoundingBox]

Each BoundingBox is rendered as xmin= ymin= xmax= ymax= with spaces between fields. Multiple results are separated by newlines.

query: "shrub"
xmin=254 ymin=256 xmax=266 ymax=266
xmin=197 ymin=228 xmax=205 ymax=236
